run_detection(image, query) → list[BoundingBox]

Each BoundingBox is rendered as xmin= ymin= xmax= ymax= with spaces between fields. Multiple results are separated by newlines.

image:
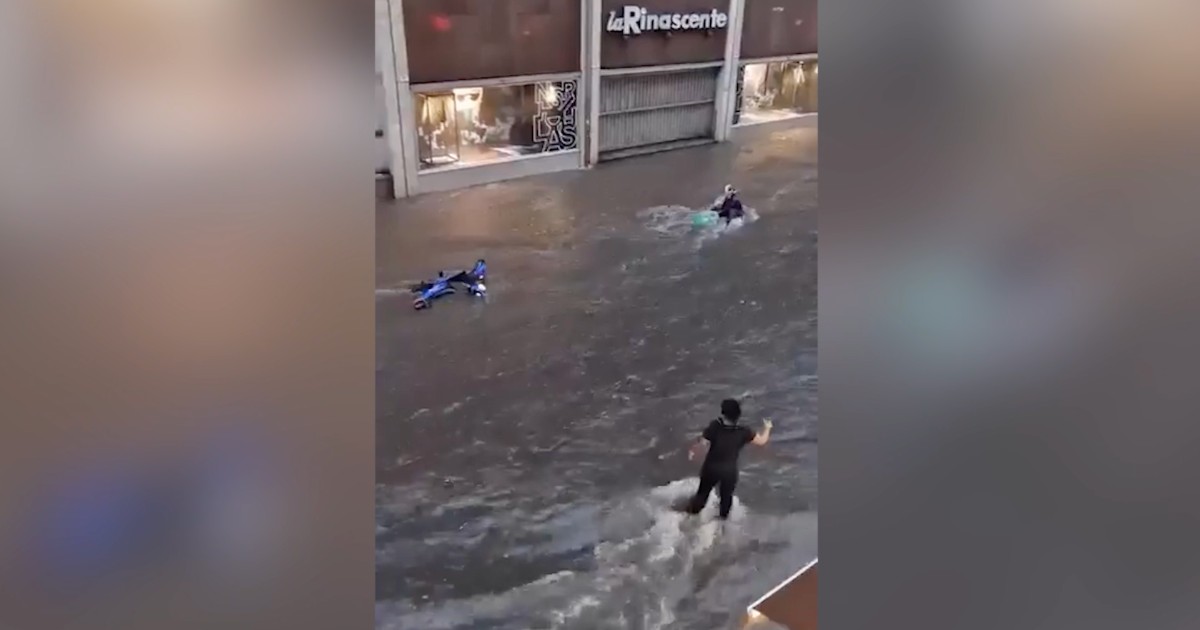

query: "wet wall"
xmin=404 ymin=0 xmax=582 ymax=84
xmin=740 ymin=0 xmax=817 ymax=59
xmin=398 ymin=0 xmax=816 ymax=84
xmin=601 ymin=0 xmax=730 ymax=68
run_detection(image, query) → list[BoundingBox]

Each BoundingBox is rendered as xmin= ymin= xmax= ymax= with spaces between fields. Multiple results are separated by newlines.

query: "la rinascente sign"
xmin=606 ymin=5 xmax=729 ymax=36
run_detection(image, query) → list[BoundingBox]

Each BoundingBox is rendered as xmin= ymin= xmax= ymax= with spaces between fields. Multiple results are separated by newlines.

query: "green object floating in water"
xmin=692 ymin=212 xmax=717 ymax=227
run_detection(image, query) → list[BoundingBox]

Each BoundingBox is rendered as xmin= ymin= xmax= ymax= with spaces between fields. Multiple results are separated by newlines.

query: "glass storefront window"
xmin=414 ymin=79 xmax=579 ymax=170
xmin=735 ymin=59 xmax=818 ymax=125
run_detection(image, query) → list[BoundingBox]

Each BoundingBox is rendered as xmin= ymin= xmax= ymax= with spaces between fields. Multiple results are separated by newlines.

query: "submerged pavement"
xmin=376 ymin=123 xmax=818 ymax=630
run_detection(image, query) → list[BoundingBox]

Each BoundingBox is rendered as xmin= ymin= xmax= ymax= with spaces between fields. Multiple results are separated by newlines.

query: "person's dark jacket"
xmin=700 ymin=418 xmax=755 ymax=472
xmin=717 ymin=196 xmax=744 ymax=218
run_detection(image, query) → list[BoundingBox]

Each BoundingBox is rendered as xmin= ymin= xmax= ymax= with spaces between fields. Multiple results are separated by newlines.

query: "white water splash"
xmin=377 ymin=478 xmax=783 ymax=630
xmin=375 ymin=287 xmax=412 ymax=298
xmin=639 ymin=204 xmax=761 ymax=249
xmin=639 ymin=205 xmax=696 ymax=237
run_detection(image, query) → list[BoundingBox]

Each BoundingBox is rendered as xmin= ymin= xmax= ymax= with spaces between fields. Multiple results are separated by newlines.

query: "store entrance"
xmin=416 ymin=93 xmax=461 ymax=168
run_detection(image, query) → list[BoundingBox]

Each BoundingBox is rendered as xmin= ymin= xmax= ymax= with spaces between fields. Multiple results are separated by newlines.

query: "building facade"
xmin=376 ymin=0 xmax=817 ymax=198
xmin=732 ymin=0 xmax=817 ymax=133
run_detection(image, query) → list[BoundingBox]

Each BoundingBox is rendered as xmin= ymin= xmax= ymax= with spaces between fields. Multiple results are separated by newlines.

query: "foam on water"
xmin=375 ymin=287 xmax=412 ymax=298
xmin=638 ymin=205 xmax=696 ymax=237
xmin=639 ymin=204 xmax=761 ymax=251
xmin=377 ymin=478 xmax=804 ymax=630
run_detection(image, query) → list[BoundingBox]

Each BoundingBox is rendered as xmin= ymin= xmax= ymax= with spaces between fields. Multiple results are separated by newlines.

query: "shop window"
xmin=414 ymin=79 xmax=579 ymax=170
xmin=735 ymin=59 xmax=818 ymax=125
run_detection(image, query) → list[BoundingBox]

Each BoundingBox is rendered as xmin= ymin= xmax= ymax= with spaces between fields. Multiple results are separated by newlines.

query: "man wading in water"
xmin=686 ymin=399 xmax=772 ymax=520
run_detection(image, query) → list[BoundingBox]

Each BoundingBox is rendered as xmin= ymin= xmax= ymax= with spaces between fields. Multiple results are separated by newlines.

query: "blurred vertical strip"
xmin=0 ymin=2 xmax=375 ymax=630
xmin=821 ymin=0 xmax=1200 ymax=629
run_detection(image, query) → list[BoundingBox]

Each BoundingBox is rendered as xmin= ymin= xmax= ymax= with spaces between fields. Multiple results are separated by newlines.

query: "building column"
xmin=577 ymin=0 xmax=588 ymax=169
xmin=384 ymin=0 xmax=420 ymax=196
xmin=584 ymin=0 xmax=603 ymax=167
xmin=375 ymin=0 xmax=405 ymax=197
xmin=713 ymin=0 xmax=745 ymax=142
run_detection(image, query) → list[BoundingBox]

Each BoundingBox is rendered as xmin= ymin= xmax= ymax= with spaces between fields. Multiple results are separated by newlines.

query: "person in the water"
xmin=714 ymin=185 xmax=745 ymax=225
xmin=686 ymin=398 xmax=772 ymax=520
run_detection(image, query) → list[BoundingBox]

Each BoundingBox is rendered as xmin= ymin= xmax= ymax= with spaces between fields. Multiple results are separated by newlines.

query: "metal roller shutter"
xmin=598 ymin=66 xmax=719 ymax=159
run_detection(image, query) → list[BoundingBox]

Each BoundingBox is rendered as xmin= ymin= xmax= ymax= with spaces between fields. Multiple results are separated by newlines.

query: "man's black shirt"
xmin=701 ymin=418 xmax=755 ymax=471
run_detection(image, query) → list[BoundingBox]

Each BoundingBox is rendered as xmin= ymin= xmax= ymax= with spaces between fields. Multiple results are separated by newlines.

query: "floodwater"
xmin=376 ymin=124 xmax=818 ymax=630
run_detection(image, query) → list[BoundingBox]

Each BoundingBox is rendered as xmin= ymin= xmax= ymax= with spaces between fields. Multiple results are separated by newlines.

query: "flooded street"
xmin=376 ymin=124 xmax=818 ymax=630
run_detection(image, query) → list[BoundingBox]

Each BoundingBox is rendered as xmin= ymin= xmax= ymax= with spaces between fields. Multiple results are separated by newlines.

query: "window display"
xmin=734 ymin=59 xmax=818 ymax=125
xmin=414 ymin=79 xmax=579 ymax=170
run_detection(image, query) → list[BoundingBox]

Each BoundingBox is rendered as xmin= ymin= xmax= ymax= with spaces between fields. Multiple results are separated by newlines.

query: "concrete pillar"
xmin=383 ymin=0 xmax=420 ymax=196
xmin=713 ymin=0 xmax=745 ymax=142
xmin=578 ymin=0 xmax=589 ymax=169
xmin=584 ymin=0 xmax=603 ymax=166
xmin=375 ymin=0 xmax=406 ymax=197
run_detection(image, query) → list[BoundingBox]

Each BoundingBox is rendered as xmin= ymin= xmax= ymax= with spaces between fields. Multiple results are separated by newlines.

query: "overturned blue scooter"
xmin=410 ymin=259 xmax=487 ymax=310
